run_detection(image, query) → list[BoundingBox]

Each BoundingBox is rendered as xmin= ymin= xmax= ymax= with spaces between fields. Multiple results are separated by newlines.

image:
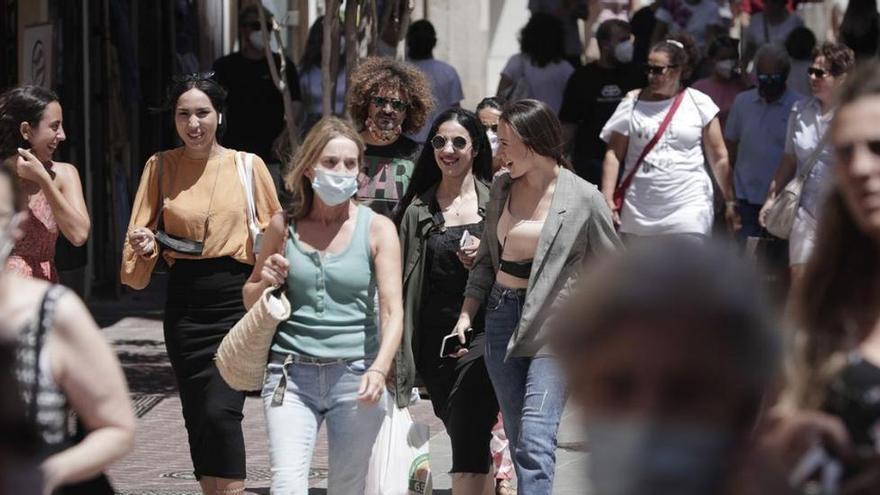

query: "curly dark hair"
xmin=520 ymin=13 xmax=566 ymax=67
xmin=650 ymin=32 xmax=700 ymax=81
xmin=346 ymin=57 xmax=434 ymax=135
xmin=812 ymin=41 xmax=856 ymax=77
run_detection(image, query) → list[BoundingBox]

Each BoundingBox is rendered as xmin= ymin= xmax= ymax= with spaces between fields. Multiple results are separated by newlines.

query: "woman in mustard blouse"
xmin=121 ymin=74 xmax=281 ymax=495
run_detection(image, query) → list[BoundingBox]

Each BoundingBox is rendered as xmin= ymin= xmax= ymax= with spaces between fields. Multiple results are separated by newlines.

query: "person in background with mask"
xmin=476 ymin=97 xmax=506 ymax=176
xmin=759 ymin=42 xmax=854 ymax=297
xmin=213 ymin=4 xmax=302 ymax=189
xmin=725 ymin=45 xmax=801 ymax=242
xmin=553 ymin=240 xmax=790 ymax=495
xmin=346 ymin=57 xmax=434 ymax=218
xmin=560 ymin=20 xmax=645 ymax=187
xmin=242 ymin=117 xmax=403 ymax=494
xmin=693 ymin=36 xmax=749 ymax=129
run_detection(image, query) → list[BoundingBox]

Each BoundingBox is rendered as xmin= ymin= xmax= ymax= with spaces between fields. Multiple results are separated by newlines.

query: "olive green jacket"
xmin=392 ymin=179 xmax=490 ymax=408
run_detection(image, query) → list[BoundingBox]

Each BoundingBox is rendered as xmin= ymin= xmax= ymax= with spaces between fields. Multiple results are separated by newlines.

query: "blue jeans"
xmin=483 ymin=284 xmax=567 ymax=495
xmin=262 ymin=355 xmax=386 ymax=495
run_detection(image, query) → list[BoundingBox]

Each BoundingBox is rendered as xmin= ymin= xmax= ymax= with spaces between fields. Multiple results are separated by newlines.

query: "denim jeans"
xmin=483 ymin=283 xmax=567 ymax=495
xmin=262 ymin=355 xmax=386 ymax=495
xmin=736 ymin=200 xmax=763 ymax=243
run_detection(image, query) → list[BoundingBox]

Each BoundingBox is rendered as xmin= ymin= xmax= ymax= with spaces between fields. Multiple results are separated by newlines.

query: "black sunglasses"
xmin=646 ymin=64 xmax=679 ymax=76
xmin=757 ymin=73 xmax=785 ymax=83
xmin=808 ymin=67 xmax=831 ymax=79
xmin=484 ymin=123 xmax=498 ymax=133
xmin=172 ymin=71 xmax=216 ymax=83
xmin=371 ymin=96 xmax=408 ymax=112
xmin=836 ymin=140 xmax=880 ymax=163
xmin=431 ymin=135 xmax=470 ymax=151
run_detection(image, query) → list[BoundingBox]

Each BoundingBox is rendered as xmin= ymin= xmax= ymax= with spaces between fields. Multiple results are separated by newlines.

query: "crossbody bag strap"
xmin=155 ymin=152 xmax=165 ymax=232
xmin=235 ymin=152 xmax=260 ymax=236
xmin=614 ymin=89 xmax=687 ymax=209
xmin=794 ymin=130 xmax=831 ymax=184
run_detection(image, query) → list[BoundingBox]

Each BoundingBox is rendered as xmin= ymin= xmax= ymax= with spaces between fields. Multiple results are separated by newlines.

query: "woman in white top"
xmin=601 ymin=34 xmax=737 ymax=241
xmin=496 ymin=13 xmax=575 ymax=114
xmin=760 ymin=42 xmax=855 ymax=292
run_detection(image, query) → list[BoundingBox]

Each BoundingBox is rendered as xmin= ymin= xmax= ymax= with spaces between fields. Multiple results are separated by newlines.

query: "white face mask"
xmin=486 ymin=130 xmax=500 ymax=156
xmin=247 ymin=30 xmax=279 ymax=53
xmin=311 ymin=168 xmax=359 ymax=206
xmin=715 ymin=59 xmax=736 ymax=79
xmin=614 ymin=41 xmax=634 ymax=64
xmin=585 ymin=416 xmax=733 ymax=495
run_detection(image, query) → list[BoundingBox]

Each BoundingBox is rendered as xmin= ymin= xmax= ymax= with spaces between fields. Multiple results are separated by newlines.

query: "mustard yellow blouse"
xmin=121 ymin=148 xmax=282 ymax=290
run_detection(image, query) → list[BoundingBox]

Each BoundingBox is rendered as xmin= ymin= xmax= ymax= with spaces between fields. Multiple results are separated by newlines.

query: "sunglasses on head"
xmin=836 ymin=140 xmax=880 ymax=162
xmin=646 ymin=64 xmax=678 ymax=76
xmin=808 ymin=67 xmax=831 ymax=79
xmin=371 ymin=96 xmax=408 ymax=112
xmin=431 ymin=135 xmax=469 ymax=151
xmin=172 ymin=71 xmax=216 ymax=83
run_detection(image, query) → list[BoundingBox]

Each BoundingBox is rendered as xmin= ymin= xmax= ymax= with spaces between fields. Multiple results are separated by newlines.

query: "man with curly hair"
xmin=347 ymin=57 xmax=434 ymax=217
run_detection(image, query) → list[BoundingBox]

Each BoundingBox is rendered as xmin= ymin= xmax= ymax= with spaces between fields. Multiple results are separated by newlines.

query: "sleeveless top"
xmin=14 ymin=285 xmax=70 ymax=454
xmin=7 ymin=190 xmax=59 ymax=282
xmin=271 ymin=205 xmax=379 ymax=359
xmin=496 ymin=197 xmax=543 ymax=278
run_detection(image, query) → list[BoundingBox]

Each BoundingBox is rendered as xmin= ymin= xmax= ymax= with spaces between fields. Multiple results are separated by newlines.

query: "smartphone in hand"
xmin=440 ymin=328 xmax=473 ymax=358
xmin=459 ymin=229 xmax=473 ymax=250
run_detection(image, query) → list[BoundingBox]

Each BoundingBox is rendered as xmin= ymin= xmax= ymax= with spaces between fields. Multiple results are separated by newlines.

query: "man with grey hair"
xmin=553 ymin=239 xmax=788 ymax=495
xmin=725 ymin=44 xmax=803 ymax=241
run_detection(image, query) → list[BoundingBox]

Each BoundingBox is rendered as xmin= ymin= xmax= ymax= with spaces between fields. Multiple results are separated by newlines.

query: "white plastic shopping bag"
xmin=366 ymin=391 xmax=432 ymax=495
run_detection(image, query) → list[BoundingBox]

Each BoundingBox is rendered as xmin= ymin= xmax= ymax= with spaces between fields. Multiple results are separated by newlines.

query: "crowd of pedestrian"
xmin=4 ymin=2 xmax=880 ymax=494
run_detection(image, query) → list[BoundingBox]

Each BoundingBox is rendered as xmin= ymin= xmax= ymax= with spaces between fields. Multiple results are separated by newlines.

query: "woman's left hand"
xmin=358 ymin=369 xmax=386 ymax=404
xmin=457 ymin=236 xmax=481 ymax=270
xmin=16 ymin=148 xmax=51 ymax=185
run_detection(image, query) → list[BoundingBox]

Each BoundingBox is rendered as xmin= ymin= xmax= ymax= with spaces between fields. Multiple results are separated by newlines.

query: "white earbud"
xmin=218 ymin=113 xmax=223 ymax=125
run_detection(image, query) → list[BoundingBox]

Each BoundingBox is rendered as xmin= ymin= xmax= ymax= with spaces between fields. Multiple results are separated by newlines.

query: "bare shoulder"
xmin=51 ymin=161 xmax=81 ymax=181
xmin=369 ymin=211 xmax=397 ymax=239
xmin=269 ymin=211 xmax=288 ymax=232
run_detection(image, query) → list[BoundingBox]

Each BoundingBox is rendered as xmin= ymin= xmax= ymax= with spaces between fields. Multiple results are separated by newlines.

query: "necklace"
xmin=441 ymin=195 xmax=464 ymax=217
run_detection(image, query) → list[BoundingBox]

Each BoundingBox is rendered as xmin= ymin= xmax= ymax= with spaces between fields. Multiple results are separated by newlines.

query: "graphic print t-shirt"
xmin=358 ymin=136 xmax=422 ymax=217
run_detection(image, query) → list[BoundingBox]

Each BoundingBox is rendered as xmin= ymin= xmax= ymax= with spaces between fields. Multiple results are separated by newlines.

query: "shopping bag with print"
xmin=366 ymin=391 xmax=432 ymax=495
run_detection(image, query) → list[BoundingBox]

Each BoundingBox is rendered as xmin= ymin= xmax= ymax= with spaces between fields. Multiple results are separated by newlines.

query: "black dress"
xmin=417 ymin=221 xmax=500 ymax=474
xmin=823 ymin=353 xmax=880 ymax=455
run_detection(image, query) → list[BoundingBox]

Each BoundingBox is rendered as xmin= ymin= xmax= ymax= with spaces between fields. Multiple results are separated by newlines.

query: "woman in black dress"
xmin=121 ymin=74 xmax=281 ymax=495
xmin=396 ymin=108 xmax=499 ymax=494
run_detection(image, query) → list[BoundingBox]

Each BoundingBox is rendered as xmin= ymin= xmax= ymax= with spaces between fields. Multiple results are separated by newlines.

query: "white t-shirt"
xmin=501 ymin=53 xmax=575 ymax=114
xmin=745 ymin=12 xmax=803 ymax=48
xmin=600 ymin=88 xmax=719 ymax=236
xmin=655 ymin=0 xmax=727 ymax=47
xmin=783 ymin=97 xmax=835 ymax=219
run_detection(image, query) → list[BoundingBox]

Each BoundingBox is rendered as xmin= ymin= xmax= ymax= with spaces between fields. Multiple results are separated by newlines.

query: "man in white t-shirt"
xmin=743 ymin=0 xmax=803 ymax=62
xmin=405 ymin=20 xmax=464 ymax=144
xmin=652 ymin=0 xmax=730 ymax=48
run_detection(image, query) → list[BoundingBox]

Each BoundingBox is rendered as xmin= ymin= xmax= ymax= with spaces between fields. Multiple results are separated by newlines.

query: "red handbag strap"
xmin=614 ymin=90 xmax=687 ymax=208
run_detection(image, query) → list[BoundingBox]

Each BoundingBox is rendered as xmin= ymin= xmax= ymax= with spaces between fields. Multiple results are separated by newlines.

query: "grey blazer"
xmin=464 ymin=167 xmax=621 ymax=358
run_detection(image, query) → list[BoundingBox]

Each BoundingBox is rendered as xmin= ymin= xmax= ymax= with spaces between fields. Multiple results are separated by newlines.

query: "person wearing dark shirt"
xmin=560 ymin=20 xmax=645 ymax=186
xmin=631 ymin=2 xmax=659 ymax=65
xmin=212 ymin=5 xmax=301 ymax=173
xmin=346 ymin=57 xmax=434 ymax=217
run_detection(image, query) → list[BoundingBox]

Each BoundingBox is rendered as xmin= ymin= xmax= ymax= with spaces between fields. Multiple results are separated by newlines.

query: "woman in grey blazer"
xmin=450 ymin=99 xmax=621 ymax=494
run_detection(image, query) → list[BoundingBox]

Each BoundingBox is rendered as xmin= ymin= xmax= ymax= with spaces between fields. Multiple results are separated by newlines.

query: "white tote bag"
xmin=366 ymin=392 xmax=432 ymax=495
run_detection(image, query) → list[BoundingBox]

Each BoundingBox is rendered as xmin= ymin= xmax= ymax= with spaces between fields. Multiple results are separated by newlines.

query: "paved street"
xmin=91 ymin=280 xmax=587 ymax=494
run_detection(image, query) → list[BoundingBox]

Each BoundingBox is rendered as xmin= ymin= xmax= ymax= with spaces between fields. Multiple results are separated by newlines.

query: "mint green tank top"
xmin=271 ymin=205 xmax=379 ymax=358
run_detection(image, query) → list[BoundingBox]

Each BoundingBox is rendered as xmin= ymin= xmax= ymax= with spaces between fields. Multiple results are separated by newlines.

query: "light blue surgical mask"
xmin=586 ymin=416 xmax=734 ymax=495
xmin=311 ymin=168 xmax=359 ymax=206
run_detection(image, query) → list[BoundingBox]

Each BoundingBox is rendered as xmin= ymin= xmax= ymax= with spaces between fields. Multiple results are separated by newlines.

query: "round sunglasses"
xmin=431 ymin=135 xmax=470 ymax=151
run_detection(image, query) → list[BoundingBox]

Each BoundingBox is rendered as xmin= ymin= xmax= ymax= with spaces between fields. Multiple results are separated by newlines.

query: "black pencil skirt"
xmin=164 ymin=257 xmax=251 ymax=480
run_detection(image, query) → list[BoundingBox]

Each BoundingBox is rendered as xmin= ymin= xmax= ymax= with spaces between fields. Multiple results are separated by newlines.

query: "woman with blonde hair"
xmin=242 ymin=117 xmax=403 ymax=494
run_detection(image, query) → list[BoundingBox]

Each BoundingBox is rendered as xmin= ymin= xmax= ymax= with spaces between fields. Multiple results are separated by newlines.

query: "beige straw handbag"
xmin=215 ymin=286 xmax=291 ymax=391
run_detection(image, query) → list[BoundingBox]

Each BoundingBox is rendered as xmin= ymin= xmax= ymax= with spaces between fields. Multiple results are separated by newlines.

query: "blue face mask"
xmin=585 ymin=416 xmax=734 ymax=495
xmin=311 ymin=168 xmax=359 ymax=206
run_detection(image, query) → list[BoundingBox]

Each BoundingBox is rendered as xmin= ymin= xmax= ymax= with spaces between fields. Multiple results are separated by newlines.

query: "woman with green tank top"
xmin=242 ymin=117 xmax=403 ymax=494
